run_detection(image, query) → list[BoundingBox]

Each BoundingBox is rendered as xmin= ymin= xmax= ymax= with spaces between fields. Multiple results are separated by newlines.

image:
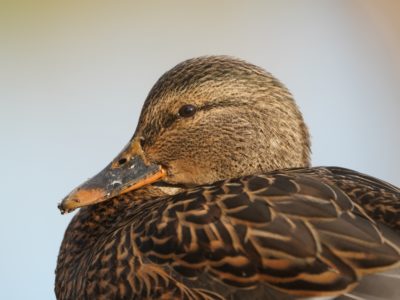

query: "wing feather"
xmin=131 ymin=167 xmax=400 ymax=298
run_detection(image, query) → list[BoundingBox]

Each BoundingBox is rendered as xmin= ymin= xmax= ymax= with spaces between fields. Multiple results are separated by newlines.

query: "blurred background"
xmin=1 ymin=1 xmax=399 ymax=299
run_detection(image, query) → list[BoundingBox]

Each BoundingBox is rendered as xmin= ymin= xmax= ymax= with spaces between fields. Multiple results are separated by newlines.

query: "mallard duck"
xmin=56 ymin=56 xmax=400 ymax=300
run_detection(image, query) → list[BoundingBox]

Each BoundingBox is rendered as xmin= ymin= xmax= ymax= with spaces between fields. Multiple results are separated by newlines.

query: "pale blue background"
xmin=1 ymin=1 xmax=399 ymax=299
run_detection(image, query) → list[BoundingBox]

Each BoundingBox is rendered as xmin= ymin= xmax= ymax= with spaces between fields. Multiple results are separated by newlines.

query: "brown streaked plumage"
xmin=56 ymin=56 xmax=400 ymax=299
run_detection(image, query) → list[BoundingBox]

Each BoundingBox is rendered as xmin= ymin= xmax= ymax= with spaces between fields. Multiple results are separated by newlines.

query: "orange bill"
xmin=58 ymin=142 xmax=166 ymax=214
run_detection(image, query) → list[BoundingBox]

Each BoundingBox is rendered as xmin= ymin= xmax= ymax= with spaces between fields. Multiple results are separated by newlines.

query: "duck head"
xmin=59 ymin=56 xmax=310 ymax=213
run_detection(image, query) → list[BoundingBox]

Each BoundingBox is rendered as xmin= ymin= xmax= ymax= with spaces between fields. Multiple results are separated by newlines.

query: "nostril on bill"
xmin=118 ymin=158 xmax=127 ymax=166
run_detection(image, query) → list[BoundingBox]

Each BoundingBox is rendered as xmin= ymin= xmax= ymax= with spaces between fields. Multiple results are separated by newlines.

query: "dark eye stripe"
xmin=142 ymin=100 xmax=245 ymax=146
xmin=163 ymin=114 xmax=178 ymax=128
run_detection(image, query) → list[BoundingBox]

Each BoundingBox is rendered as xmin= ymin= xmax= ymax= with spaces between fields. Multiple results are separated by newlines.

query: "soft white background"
xmin=1 ymin=1 xmax=399 ymax=299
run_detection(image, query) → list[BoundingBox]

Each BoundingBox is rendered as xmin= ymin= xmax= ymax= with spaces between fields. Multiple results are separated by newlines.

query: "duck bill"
xmin=58 ymin=149 xmax=166 ymax=214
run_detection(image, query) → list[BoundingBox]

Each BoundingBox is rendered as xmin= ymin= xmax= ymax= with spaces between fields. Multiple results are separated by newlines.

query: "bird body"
xmin=56 ymin=56 xmax=400 ymax=299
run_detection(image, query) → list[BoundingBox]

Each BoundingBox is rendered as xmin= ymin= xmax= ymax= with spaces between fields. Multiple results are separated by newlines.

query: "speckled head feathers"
xmin=134 ymin=56 xmax=311 ymax=185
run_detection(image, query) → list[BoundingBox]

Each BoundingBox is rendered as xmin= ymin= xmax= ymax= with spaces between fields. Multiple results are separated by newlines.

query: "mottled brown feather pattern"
xmin=56 ymin=168 xmax=400 ymax=299
xmin=56 ymin=56 xmax=400 ymax=299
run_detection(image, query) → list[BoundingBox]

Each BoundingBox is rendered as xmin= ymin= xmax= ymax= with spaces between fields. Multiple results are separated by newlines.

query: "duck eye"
xmin=178 ymin=104 xmax=197 ymax=118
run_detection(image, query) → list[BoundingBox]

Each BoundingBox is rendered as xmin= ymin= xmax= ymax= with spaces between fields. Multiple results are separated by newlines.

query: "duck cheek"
xmin=165 ymin=159 xmax=219 ymax=185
